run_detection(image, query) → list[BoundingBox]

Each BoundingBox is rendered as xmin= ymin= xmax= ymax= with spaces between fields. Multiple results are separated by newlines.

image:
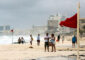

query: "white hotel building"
xmin=47 ymin=13 xmax=75 ymax=35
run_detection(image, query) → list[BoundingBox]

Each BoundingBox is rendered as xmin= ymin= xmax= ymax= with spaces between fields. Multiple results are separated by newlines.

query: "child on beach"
xmin=44 ymin=33 xmax=49 ymax=52
xmin=37 ymin=34 xmax=40 ymax=46
xmin=50 ymin=34 xmax=56 ymax=52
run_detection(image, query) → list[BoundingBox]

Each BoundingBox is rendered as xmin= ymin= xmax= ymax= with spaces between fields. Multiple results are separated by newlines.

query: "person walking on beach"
xmin=30 ymin=35 xmax=33 ymax=45
xmin=72 ymin=35 xmax=77 ymax=48
xmin=57 ymin=34 xmax=60 ymax=42
xmin=37 ymin=34 xmax=40 ymax=46
xmin=44 ymin=33 xmax=49 ymax=52
xmin=18 ymin=37 xmax=21 ymax=44
xmin=50 ymin=34 xmax=56 ymax=52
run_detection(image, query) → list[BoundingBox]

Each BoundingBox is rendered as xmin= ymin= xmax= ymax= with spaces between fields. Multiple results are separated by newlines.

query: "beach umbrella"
xmin=59 ymin=13 xmax=77 ymax=28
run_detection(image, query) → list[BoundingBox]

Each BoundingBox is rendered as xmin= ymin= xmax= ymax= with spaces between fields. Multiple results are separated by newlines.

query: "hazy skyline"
xmin=0 ymin=0 xmax=85 ymax=29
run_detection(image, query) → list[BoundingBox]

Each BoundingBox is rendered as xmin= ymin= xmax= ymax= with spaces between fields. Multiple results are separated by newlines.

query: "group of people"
xmin=44 ymin=33 xmax=77 ymax=52
xmin=17 ymin=33 xmax=77 ymax=52
xmin=29 ymin=33 xmax=59 ymax=52
xmin=44 ymin=33 xmax=56 ymax=52
xmin=30 ymin=34 xmax=40 ymax=46
xmin=17 ymin=34 xmax=41 ymax=46
xmin=17 ymin=33 xmax=61 ymax=52
xmin=18 ymin=37 xmax=25 ymax=44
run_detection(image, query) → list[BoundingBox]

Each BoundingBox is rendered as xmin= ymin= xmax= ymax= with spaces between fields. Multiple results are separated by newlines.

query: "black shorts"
xmin=72 ymin=40 xmax=76 ymax=44
xmin=37 ymin=40 xmax=40 ymax=42
xmin=45 ymin=42 xmax=49 ymax=47
xmin=72 ymin=41 xmax=76 ymax=44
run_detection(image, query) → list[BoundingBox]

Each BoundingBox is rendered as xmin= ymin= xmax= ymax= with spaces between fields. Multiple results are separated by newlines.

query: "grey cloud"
xmin=0 ymin=0 xmax=85 ymax=29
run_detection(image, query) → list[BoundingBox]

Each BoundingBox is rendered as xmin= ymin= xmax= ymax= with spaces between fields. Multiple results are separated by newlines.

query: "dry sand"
xmin=0 ymin=40 xmax=85 ymax=60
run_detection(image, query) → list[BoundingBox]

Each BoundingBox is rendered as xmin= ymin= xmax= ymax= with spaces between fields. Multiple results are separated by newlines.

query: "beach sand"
xmin=0 ymin=40 xmax=85 ymax=60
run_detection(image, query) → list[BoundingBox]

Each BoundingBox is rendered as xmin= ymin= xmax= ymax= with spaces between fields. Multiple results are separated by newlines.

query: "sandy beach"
xmin=0 ymin=39 xmax=85 ymax=60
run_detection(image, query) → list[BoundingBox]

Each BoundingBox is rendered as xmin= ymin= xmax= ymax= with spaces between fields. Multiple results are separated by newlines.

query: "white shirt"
xmin=44 ymin=36 xmax=49 ymax=42
xmin=37 ymin=36 xmax=40 ymax=40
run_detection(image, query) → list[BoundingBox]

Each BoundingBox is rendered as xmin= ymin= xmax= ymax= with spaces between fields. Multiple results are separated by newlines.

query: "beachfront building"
xmin=0 ymin=25 xmax=12 ymax=35
xmin=13 ymin=25 xmax=47 ymax=35
xmin=14 ymin=29 xmax=31 ymax=35
xmin=46 ymin=13 xmax=75 ymax=35
xmin=80 ymin=18 xmax=85 ymax=36
xmin=47 ymin=14 xmax=63 ymax=34
xmin=30 ymin=25 xmax=47 ymax=35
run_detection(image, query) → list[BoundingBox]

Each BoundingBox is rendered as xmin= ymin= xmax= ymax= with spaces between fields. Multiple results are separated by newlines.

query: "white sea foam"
xmin=0 ymin=35 xmax=44 ymax=44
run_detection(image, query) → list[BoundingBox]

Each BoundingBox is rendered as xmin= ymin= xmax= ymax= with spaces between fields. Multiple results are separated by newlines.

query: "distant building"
xmin=30 ymin=25 xmax=47 ymax=35
xmin=47 ymin=14 xmax=61 ymax=33
xmin=47 ymin=20 xmax=58 ymax=33
xmin=47 ymin=13 xmax=76 ymax=35
xmin=80 ymin=18 xmax=85 ymax=31
xmin=0 ymin=25 xmax=12 ymax=35
xmin=5 ymin=25 xmax=11 ymax=30
xmin=80 ymin=18 xmax=85 ymax=36
xmin=0 ymin=26 xmax=4 ymax=31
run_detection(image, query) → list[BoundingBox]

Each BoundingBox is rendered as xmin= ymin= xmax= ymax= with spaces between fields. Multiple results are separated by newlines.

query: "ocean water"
xmin=0 ymin=35 xmax=73 ymax=48
xmin=0 ymin=35 xmax=44 ymax=44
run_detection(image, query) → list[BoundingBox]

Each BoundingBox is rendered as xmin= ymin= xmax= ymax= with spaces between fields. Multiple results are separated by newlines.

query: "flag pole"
xmin=10 ymin=26 xmax=14 ymax=44
xmin=11 ymin=29 xmax=14 ymax=44
xmin=77 ymin=2 xmax=80 ymax=60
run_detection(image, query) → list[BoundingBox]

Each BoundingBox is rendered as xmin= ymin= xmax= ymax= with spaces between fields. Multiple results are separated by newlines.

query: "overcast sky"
xmin=0 ymin=0 xmax=85 ymax=29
